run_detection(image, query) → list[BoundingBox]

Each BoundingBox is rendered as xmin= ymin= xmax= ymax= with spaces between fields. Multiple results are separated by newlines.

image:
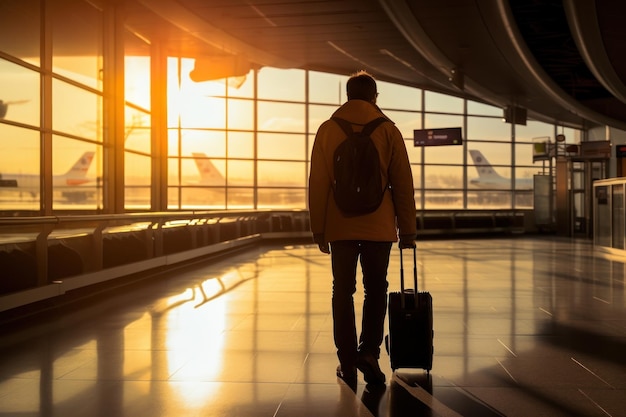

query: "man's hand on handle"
xmin=399 ymin=237 xmax=416 ymax=249
xmin=318 ymin=242 xmax=331 ymax=254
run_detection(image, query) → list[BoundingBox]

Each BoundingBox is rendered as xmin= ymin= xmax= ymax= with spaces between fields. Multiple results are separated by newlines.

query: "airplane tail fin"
xmin=469 ymin=150 xmax=503 ymax=179
xmin=64 ymin=151 xmax=95 ymax=177
xmin=192 ymin=153 xmax=225 ymax=185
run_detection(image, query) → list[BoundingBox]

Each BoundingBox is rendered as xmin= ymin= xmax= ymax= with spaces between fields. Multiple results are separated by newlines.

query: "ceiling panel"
xmin=125 ymin=0 xmax=626 ymax=130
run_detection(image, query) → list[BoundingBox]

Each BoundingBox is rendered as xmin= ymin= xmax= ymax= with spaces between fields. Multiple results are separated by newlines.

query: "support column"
xmin=151 ymin=42 xmax=168 ymax=211
xmin=555 ymin=158 xmax=570 ymax=236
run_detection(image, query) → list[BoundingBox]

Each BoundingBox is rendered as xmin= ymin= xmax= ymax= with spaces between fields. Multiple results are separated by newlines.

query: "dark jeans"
xmin=330 ymin=240 xmax=392 ymax=368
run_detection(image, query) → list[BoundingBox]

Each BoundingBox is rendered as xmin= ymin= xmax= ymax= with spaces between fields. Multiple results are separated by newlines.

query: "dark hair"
xmin=346 ymin=70 xmax=377 ymax=101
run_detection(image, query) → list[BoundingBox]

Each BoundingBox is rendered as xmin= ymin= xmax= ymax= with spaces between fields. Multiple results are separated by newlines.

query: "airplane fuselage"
xmin=0 ymin=152 xmax=96 ymax=201
xmin=468 ymin=149 xmax=534 ymax=190
xmin=469 ymin=177 xmax=533 ymax=190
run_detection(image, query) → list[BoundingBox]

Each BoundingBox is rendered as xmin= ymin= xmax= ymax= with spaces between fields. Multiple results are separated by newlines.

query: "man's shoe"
xmin=336 ymin=364 xmax=357 ymax=391
xmin=356 ymin=352 xmax=386 ymax=384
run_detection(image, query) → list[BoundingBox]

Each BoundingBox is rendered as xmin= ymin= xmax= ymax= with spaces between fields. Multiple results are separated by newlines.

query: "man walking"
xmin=308 ymin=71 xmax=417 ymax=387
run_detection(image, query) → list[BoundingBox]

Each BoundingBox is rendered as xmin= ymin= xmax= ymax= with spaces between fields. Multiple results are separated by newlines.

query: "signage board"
xmin=580 ymin=141 xmax=610 ymax=159
xmin=414 ymin=127 xmax=462 ymax=146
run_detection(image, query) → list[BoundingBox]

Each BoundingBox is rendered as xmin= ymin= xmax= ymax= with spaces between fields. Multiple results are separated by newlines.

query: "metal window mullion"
xmin=41 ymin=0 xmax=53 ymax=216
xmin=253 ymin=68 xmax=259 ymax=209
xmin=150 ymin=41 xmax=167 ymax=211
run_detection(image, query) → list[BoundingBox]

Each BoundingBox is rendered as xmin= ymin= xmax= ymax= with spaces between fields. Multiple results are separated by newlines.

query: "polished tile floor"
xmin=1 ymin=236 xmax=625 ymax=416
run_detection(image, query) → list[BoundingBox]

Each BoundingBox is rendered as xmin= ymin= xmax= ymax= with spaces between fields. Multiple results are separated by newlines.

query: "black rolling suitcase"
xmin=386 ymin=246 xmax=433 ymax=372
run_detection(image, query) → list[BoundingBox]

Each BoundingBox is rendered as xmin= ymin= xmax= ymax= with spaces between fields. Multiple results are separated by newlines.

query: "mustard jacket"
xmin=308 ymin=99 xmax=417 ymax=243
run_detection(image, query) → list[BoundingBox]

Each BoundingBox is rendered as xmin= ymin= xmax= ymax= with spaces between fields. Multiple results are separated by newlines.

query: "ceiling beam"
xmin=137 ymin=0 xmax=297 ymax=69
xmin=493 ymin=0 xmax=626 ymax=130
xmin=564 ymin=0 xmax=626 ymax=105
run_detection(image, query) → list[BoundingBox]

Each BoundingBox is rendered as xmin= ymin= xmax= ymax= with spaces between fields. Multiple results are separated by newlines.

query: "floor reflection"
xmin=0 ymin=238 xmax=625 ymax=416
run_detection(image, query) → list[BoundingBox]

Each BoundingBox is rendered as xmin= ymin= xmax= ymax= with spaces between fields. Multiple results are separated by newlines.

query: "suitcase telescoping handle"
xmin=399 ymin=246 xmax=419 ymax=309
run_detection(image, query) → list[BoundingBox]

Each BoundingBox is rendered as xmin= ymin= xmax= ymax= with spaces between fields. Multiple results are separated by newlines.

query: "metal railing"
xmin=0 ymin=208 xmax=531 ymax=313
xmin=0 ymin=210 xmax=311 ymax=312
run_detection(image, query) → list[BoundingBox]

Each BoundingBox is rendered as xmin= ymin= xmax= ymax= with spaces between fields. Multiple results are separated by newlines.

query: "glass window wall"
xmin=0 ymin=0 xmax=106 ymax=214
xmin=467 ymin=100 xmax=502 ymax=117
xmin=51 ymin=0 xmax=103 ymax=91
xmin=386 ymin=110 xmax=421 ymax=139
xmin=257 ymin=101 xmax=305 ymax=133
xmin=257 ymin=133 xmax=306 ymax=161
xmin=377 ymin=82 xmax=421 ymax=111
xmin=125 ymin=152 xmax=150 ymax=210
xmin=52 ymin=79 xmax=102 ymax=141
xmin=1 ymin=0 xmax=587 ymax=214
xmin=124 ymin=23 xmax=151 ymax=211
xmin=227 ymin=99 xmax=254 ymax=131
xmin=52 ymin=135 xmax=101 ymax=210
xmin=124 ymin=105 xmax=150 ymax=153
xmin=308 ymin=71 xmax=345 ymax=105
xmin=467 ymin=116 xmax=511 ymax=141
xmin=0 ymin=59 xmax=40 ymax=127
xmin=0 ymin=0 xmax=40 ymax=66
xmin=258 ymin=68 xmax=305 ymax=101
xmin=308 ymin=104 xmax=336 ymax=133
xmin=425 ymin=90 xmax=463 ymax=113
xmin=0 ymin=124 xmax=40 ymax=212
xmin=227 ymin=160 xmax=254 ymax=187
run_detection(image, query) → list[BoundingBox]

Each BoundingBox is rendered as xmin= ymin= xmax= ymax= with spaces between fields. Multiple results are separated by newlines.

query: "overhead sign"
xmin=580 ymin=141 xmax=610 ymax=159
xmin=414 ymin=127 xmax=462 ymax=146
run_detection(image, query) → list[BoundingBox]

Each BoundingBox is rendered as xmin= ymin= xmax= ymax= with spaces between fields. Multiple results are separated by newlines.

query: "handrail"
xmin=0 ymin=210 xmax=312 ymax=313
xmin=0 ymin=209 xmax=307 ymax=225
xmin=0 ymin=208 xmax=529 ymax=314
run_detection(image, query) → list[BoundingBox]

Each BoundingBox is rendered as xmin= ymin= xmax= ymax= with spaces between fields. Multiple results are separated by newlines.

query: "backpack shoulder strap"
xmin=331 ymin=116 xmax=388 ymax=137
xmin=361 ymin=117 xmax=388 ymax=136
xmin=330 ymin=116 xmax=353 ymax=137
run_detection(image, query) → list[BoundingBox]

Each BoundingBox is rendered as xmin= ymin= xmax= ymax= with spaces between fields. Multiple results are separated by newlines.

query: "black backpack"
xmin=331 ymin=116 xmax=389 ymax=216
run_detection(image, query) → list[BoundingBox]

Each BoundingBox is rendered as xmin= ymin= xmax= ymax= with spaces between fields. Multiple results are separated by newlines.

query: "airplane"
xmin=0 ymin=99 xmax=30 ymax=119
xmin=187 ymin=152 xmax=306 ymax=208
xmin=0 ymin=151 xmax=96 ymax=202
xmin=191 ymin=152 xmax=226 ymax=185
xmin=468 ymin=149 xmax=533 ymax=190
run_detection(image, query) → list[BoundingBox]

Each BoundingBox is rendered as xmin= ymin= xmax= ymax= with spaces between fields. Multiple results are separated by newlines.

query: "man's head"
xmin=346 ymin=71 xmax=378 ymax=103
